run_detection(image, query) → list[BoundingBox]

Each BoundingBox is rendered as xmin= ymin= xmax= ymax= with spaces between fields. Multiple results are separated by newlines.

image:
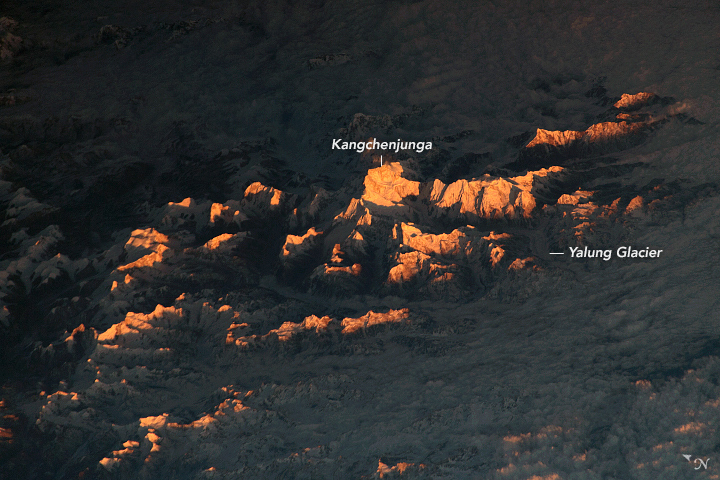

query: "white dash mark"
xmin=549 ymin=252 xmax=565 ymax=255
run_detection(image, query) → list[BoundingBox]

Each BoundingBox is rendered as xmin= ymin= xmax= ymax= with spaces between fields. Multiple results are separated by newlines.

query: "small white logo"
xmin=683 ymin=454 xmax=710 ymax=470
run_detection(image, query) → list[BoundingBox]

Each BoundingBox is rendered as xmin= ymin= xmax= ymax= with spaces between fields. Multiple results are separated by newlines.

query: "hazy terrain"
xmin=1 ymin=1 xmax=720 ymax=478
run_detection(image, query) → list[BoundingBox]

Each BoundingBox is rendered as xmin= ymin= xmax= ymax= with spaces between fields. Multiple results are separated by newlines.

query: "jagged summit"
xmin=613 ymin=92 xmax=674 ymax=111
xmin=362 ymin=163 xmax=421 ymax=209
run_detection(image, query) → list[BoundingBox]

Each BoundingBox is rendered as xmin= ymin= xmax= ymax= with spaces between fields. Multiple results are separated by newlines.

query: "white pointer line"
xmin=549 ymin=252 xmax=565 ymax=255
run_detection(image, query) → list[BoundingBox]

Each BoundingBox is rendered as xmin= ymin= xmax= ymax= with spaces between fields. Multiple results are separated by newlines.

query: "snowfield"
xmin=1 ymin=0 xmax=720 ymax=478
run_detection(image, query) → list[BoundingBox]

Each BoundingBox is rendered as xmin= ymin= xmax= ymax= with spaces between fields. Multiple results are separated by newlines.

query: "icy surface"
xmin=1 ymin=0 xmax=720 ymax=478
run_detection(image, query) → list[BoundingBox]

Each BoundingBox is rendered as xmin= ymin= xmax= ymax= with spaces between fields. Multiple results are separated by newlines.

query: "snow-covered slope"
xmin=1 ymin=0 xmax=720 ymax=478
